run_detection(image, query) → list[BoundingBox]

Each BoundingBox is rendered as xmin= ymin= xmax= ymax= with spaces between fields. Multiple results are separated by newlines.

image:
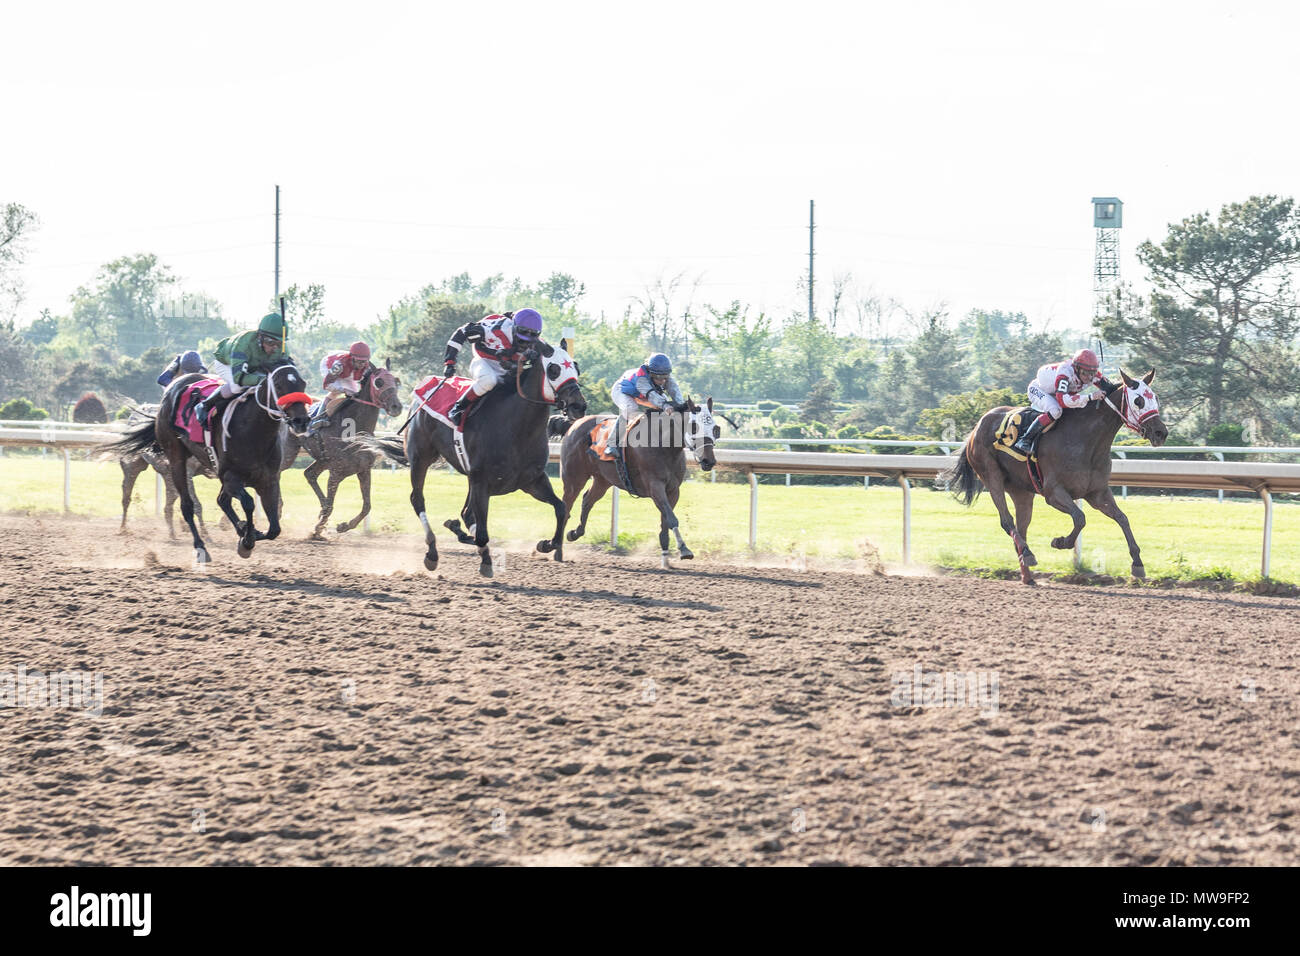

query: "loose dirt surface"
xmin=1 ymin=514 xmax=1297 ymax=866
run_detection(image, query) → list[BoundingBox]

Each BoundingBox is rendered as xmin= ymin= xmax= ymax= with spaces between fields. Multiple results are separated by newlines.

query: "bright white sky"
xmin=4 ymin=0 xmax=1298 ymax=339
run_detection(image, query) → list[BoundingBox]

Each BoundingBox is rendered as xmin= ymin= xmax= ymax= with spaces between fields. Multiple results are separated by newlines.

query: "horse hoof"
xmin=443 ymin=519 xmax=460 ymax=533
xmin=1022 ymin=551 xmax=1037 ymax=567
xmin=423 ymin=555 xmax=438 ymax=572
xmin=552 ymin=549 xmax=563 ymax=563
xmin=536 ymin=540 xmax=552 ymax=553
xmin=479 ymin=564 xmax=494 ymax=578
xmin=195 ymin=548 xmax=210 ymax=564
xmin=1131 ymin=565 xmax=1146 ymax=580
xmin=1050 ymin=536 xmax=1070 ymax=550
xmin=336 ymin=522 xmax=351 ymax=534
xmin=237 ymin=541 xmax=253 ymax=559
xmin=566 ymin=529 xmax=582 ymax=542
xmin=308 ymin=532 xmax=326 ymax=542
xmin=679 ymin=548 xmax=694 ymax=560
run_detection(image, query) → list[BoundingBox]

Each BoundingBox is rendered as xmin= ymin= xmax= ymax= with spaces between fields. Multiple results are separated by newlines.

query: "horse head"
xmin=267 ymin=361 xmax=314 ymax=437
xmin=1117 ymin=368 xmax=1168 ymax=447
xmin=365 ymin=364 xmax=405 ymax=418
xmin=534 ymin=339 xmax=587 ymax=421
xmin=684 ymin=396 xmax=719 ymax=471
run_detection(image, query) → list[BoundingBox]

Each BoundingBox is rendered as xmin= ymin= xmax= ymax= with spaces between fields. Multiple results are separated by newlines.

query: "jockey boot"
xmin=307 ymin=405 xmax=330 ymax=435
xmin=606 ymin=418 xmax=623 ymax=462
xmin=192 ymin=397 xmax=213 ymax=429
xmin=1011 ymin=412 xmax=1052 ymax=458
xmin=448 ymin=391 xmax=480 ymax=428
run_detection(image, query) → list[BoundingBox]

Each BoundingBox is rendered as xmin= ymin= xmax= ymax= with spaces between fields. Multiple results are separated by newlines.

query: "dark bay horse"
xmin=364 ymin=340 xmax=586 ymax=577
xmin=105 ymin=361 xmax=313 ymax=563
xmin=942 ymin=368 xmax=1168 ymax=585
xmin=280 ymin=364 xmax=404 ymax=539
xmin=558 ymin=397 xmax=719 ymax=568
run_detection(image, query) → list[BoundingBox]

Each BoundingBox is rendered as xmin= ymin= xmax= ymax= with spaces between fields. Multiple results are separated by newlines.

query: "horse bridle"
xmin=1101 ymin=382 xmax=1157 ymax=436
xmin=253 ymin=364 xmax=312 ymax=421
xmin=344 ymin=367 xmax=399 ymax=410
xmin=514 ymin=350 xmax=581 ymax=413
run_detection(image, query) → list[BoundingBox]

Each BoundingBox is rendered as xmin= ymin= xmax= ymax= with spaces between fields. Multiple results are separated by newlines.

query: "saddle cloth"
xmin=173 ymin=378 xmax=223 ymax=442
xmin=413 ymin=375 xmax=474 ymax=427
xmin=590 ymin=418 xmax=619 ymax=460
xmin=993 ymin=407 xmax=1036 ymax=462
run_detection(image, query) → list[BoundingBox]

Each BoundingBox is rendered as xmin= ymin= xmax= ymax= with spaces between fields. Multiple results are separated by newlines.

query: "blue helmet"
xmin=646 ymin=353 xmax=673 ymax=375
xmin=179 ymin=350 xmax=206 ymax=374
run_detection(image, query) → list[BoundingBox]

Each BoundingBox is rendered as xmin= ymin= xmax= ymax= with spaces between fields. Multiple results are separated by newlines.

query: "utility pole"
xmin=807 ymin=199 xmax=815 ymax=322
xmin=274 ymin=184 xmax=281 ymax=301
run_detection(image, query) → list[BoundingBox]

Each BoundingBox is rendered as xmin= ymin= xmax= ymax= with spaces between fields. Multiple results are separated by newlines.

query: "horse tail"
xmin=355 ymin=433 xmax=408 ymax=468
xmin=940 ymin=443 xmax=983 ymax=506
xmin=101 ymin=419 xmax=158 ymax=461
xmin=547 ymin=415 xmax=573 ymax=438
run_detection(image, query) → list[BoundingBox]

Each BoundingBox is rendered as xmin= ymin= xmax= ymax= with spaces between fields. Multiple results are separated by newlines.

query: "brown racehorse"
xmin=942 ymin=369 xmax=1168 ymax=585
xmin=280 ymin=364 xmax=404 ymax=539
xmin=557 ymin=398 xmax=718 ymax=568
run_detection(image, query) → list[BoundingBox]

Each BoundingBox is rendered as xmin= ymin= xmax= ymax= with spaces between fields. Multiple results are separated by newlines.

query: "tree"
xmin=105 ymin=346 xmax=170 ymax=404
xmin=917 ymin=386 xmax=1020 ymax=440
xmin=1099 ymin=195 xmax=1300 ymax=430
xmin=388 ymin=299 xmax=489 ymax=380
xmin=779 ymin=315 xmax=836 ymax=395
xmin=275 ymin=283 xmax=327 ymax=334
xmin=903 ymin=309 xmax=966 ymax=423
xmin=632 ymin=272 xmax=701 ymax=357
xmin=537 ymin=272 xmax=586 ymax=310
xmin=801 ymin=378 xmax=838 ymax=424
xmin=68 ymin=254 xmax=175 ymax=354
xmin=0 ymin=203 xmax=38 ymax=320
xmin=0 ymin=319 xmax=45 ymax=402
xmin=21 ymin=309 xmax=60 ymax=345
xmin=688 ymin=302 xmax=775 ymax=400
xmin=987 ymin=330 xmax=1064 ymax=392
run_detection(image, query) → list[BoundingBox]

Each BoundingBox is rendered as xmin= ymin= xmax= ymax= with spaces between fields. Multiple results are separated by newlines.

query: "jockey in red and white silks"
xmin=1012 ymin=348 xmax=1103 ymax=456
xmin=442 ymin=309 xmax=544 ymax=426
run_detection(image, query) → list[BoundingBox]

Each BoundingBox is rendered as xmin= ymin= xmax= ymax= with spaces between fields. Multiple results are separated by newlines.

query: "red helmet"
xmin=349 ymin=341 xmax=371 ymax=361
xmin=1072 ymin=348 xmax=1099 ymax=376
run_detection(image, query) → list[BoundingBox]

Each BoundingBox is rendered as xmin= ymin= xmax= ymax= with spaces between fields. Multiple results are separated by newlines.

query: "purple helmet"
xmin=512 ymin=308 xmax=543 ymax=341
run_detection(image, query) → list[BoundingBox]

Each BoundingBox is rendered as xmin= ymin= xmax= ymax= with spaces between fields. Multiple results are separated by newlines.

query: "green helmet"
xmin=258 ymin=312 xmax=286 ymax=339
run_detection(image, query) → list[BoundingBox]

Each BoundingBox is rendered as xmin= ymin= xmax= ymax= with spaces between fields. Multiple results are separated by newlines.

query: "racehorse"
xmin=363 ymin=340 xmax=586 ymax=577
xmin=118 ymin=405 xmax=212 ymax=538
xmin=104 ymin=360 xmax=313 ymax=563
xmin=280 ymin=364 xmax=404 ymax=540
xmin=942 ymin=368 xmax=1168 ymax=585
xmin=557 ymin=397 xmax=719 ymax=568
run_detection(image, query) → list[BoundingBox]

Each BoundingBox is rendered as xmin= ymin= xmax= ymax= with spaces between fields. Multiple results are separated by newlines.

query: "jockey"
xmin=193 ymin=312 xmax=293 ymax=425
xmin=605 ymin=353 xmax=686 ymax=460
xmin=442 ymin=308 xmax=543 ymax=427
xmin=309 ymin=341 xmax=372 ymax=433
xmin=157 ymin=350 xmax=207 ymax=390
xmin=1012 ymin=347 xmax=1104 ymax=456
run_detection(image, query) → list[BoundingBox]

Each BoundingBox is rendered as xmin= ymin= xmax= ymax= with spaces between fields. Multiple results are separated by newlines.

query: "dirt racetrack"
xmin=0 ymin=513 xmax=1297 ymax=866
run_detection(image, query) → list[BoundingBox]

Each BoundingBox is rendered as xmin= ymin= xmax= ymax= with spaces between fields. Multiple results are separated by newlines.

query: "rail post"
xmin=63 ymin=449 xmax=71 ymax=513
xmin=896 ymin=475 xmax=911 ymax=564
xmin=1073 ymin=499 xmax=1083 ymax=569
xmin=1213 ymin=452 xmax=1225 ymax=503
xmin=609 ymin=487 xmax=620 ymax=548
xmin=155 ymin=471 xmax=163 ymax=515
xmin=749 ymin=472 xmax=758 ymax=549
xmin=1260 ymin=487 xmax=1273 ymax=578
xmin=1115 ymin=449 xmax=1127 ymax=499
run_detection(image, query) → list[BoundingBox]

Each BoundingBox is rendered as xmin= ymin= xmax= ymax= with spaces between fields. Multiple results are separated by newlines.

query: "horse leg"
xmin=667 ymin=482 xmax=693 ymax=560
xmin=309 ymin=466 xmax=338 ymax=540
xmin=1009 ymin=486 xmax=1037 ymax=567
xmin=524 ymin=472 xmax=566 ymax=561
xmin=567 ymin=476 xmax=609 ymax=542
xmin=977 ymin=463 xmax=1035 ymax=584
xmin=1085 ymin=487 xmax=1145 ymax=579
xmin=119 ymin=458 xmax=146 ymax=535
xmin=409 ymin=453 xmax=439 ymax=571
xmin=304 ymin=459 xmax=328 ymax=508
xmin=169 ymin=448 xmax=210 ymax=564
xmin=188 ymin=470 xmax=207 ymax=536
xmin=337 ymin=468 xmax=370 ymax=535
xmin=217 ymin=474 xmax=257 ymax=557
xmin=468 ymin=482 xmax=493 ymax=578
xmin=443 ymin=490 xmax=477 ymax=544
xmin=1041 ymin=482 xmax=1086 ymax=553
xmin=259 ymin=477 xmax=282 ymax=541
xmin=648 ymin=484 xmax=683 ymax=569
